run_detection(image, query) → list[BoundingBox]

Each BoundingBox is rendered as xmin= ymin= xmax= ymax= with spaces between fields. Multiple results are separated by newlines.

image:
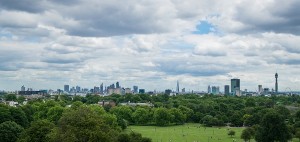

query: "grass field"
xmin=128 ymin=123 xmax=245 ymax=142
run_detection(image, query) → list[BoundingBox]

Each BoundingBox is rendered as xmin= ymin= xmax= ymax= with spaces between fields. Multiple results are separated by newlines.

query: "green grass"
xmin=127 ymin=123 xmax=244 ymax=142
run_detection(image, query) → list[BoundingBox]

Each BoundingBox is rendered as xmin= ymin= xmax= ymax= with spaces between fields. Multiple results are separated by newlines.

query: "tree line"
xmin=2 ymin=93 xmax=300 ymax=141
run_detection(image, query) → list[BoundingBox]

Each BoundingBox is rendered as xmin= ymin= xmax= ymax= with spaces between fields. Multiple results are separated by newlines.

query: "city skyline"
xmin=0 ymin=1 xmax=300 ymax=91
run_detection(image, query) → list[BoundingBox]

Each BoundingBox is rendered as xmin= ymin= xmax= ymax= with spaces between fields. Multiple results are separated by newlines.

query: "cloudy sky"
xmin=0 ymin=0 xmax=300 ymax=92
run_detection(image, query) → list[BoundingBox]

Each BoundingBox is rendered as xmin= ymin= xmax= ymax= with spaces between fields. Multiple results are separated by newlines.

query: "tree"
xmin=110 ymin=106 xmax=133 ymax=127
xmin=9 ymin=107 xmax=29 ymax=128
xmin=50 ymin=106 xmax=119 ymax=142
xmin=132 ymin=107 xmax=151 ymax=125
xmin=241 ymin=127 xmax=255 ymax=142
xmin=228 ymin=130 xmax=236 ymax=137
xmin=255 ymin=111 xmax=292 ymax=142
xmin=4 ymin=94 xmax=17 ymax=101
xmin=153 ymin=108 xmax=172 ymax=126
xmin=18 ymin=119 xmax=54 ymax=142
xmin=0 ymin=104 xmax=12 ymax=123
xmin=170 ymin=108 xmax=186 ymax=124
xmin=46 ymin=106 xmax=64 ymax=124
xmin=295 ymin=128 xmax=300 ymax=142
xmin=0 ymin=121 xmax=24 ymax=142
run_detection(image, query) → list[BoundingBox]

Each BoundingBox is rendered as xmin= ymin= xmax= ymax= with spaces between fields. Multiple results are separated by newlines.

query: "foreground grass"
xmin=128 ymin=123 xmax=244 ymax=142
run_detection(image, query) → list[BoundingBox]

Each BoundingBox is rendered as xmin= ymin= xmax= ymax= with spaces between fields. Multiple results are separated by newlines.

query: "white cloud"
xmin=0 ymin=0 xmax=300 ymax=91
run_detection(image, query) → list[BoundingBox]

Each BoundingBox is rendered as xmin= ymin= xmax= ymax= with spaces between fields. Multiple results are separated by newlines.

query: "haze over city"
xmin=0 ymin=0 xmax=300 ymax=92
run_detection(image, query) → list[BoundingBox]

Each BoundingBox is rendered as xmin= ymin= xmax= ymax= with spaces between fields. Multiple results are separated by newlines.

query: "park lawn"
xmin=127 ymin=123 xmax=244 ymax=142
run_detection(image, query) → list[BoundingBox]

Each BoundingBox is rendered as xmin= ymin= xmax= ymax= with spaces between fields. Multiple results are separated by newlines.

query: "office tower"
xmin=21 ymin=85 xmax=25 ymax=91
xmin=133 ymin=86 xmax=138 ymax=93
xmin=231 ymin=79 xmax=240 ymax=95
xmin=76 ymin=86 xmax=81 ymax=92
xmin=125 ymin=88 xmax=132 ymax=94
xmin=176 ymin=80 xmax=180 ymax=93
xmin=275 ymin=72 xmax=278 ymax=93
xmin=100 ymin=83 xmax=104 ymax=94
xmin=224 ymin=85 xmax=230 ymax=95
xmin=182 ymin=88 xmax=185 ymax=93
xmin=64 ymin=85 xmax=69 ymax=92
xmin=116 ymin=82 xmax=120 ymax=88
xmin=207 ymin=85 xmax=211 ymax=94
xmin=212 ymin=86 xmax=219 ymax=95
xmin=258 ymin=85 xmax=263 ymax=94
xmin=94 ymin=86 xmax=100 ymax=93
xmin=165 ymin=89 xmax=172 ymax=95
xmin=139 ymin=89 xmax=145 ymax=94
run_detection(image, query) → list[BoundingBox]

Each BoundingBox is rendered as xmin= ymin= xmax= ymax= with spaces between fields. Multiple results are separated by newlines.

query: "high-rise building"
xmin=165 ymin=89 xmax=172 ymax=95
xmin=116 ymin=82 xmax=120 ymax=88
xmin=207 ymin=85 xmax=211 ymax=94
xmin=258 ymin=85 xmax=263 ymax=94
xmin=21 ymin=85 xmax=25 ymax=91
xmin=212 ymin=86 xmax=220 ymax=95
xmin=176 ymin=80 xmax=180 ymax=93
xmin=182 ymin=88 xmax=185 ymax=93
xmin=275 ymin=72 xmax=278 ymax=93
xmin=64 ymin=85 xmax=69 ymax=92
xmin=76 ymin=86 xmax=81 ymax=92
xmin=94 ymin=86 xmax=100 ymax=93
xmin=224 ymin=85 xmax=230 ymax=95
xmin=231 ymin=79 xmax=240 ymax=95
xmin=100 ymin=83 xmax=104 ymax=94
xmin=133 ymin=86 xmax=138 ymax=93
xmin=139 ymin=89 xmax=145 ymax=94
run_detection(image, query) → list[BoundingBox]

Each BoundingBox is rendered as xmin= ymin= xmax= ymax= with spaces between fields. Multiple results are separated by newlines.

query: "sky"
xmin=0 ymin=0 xmax=300 ymax=92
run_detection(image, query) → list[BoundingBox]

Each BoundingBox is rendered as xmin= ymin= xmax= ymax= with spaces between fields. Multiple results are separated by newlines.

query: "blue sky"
xmin=0 ymin=0 xmax=300 ymax=92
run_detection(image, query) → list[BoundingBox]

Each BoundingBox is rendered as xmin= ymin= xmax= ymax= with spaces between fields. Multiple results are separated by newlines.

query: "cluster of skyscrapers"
xmin=207 ymin=73 xmax=279 ymax=96
xmin=63 ymin=82 xmax=144 ymax=95
xmin=17 ymin=72 xmax=282 ymax=96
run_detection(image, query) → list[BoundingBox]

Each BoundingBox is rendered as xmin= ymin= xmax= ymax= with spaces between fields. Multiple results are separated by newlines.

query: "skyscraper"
xmin=208 ymin=85 xmax=211 ymax=94
xmin=116 ymin=82 xmax=120 ymax=88
xmin=275 ymin=72 xmax=278 ymax=93
xmin=76 ymin=86 xmax=81 ymax=92
xmin=100 ymin=83 xmax=104 ymax=94
xmin=133 ymin=86 xmax=138 ymax=94
xmin=258 ymin=85 xmax=263 ymax=94
xmin=224 ymin=85 xmax=230 ymax=95
xmin=212 ymin=86 xmax=220 ymax=95
xmin=231 ymin=79 xmax=240 ymax=95
xmin=176 ymin=80 xmax=180 ymax=93
xmin=64 ymin=85 xmax=69 ymax=92
xmin=21 ymin=85 xmax=25 ymax=91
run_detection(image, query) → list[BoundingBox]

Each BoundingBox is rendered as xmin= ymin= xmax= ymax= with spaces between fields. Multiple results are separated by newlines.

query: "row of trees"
xmin=0 ymin=100 xmax=151 ymax=142
xmin=2 ymin=93 xmax=300 ymax=141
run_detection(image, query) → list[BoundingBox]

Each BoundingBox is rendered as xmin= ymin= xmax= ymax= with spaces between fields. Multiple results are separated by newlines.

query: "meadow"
xmin=128 ymin=123 xmax=245 ymax=142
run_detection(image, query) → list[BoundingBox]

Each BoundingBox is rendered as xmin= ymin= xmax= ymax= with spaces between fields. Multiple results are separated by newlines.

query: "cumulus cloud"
xmin=1 ymin=0 xmax=300 ymax=91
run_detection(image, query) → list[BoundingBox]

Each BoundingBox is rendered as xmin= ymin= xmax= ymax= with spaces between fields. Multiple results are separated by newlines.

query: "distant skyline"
xmin=0 ymin=0 xmax=300 ymax=91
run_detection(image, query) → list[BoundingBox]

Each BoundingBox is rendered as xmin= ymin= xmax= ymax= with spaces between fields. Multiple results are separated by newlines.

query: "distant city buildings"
xmin=275 ymin=72 xmax=278 ymax=94
xmin=211 ymin=86 xmax=220 ymax=95
xmin=258 ymin=85 xmax=263 ymax=94
xmin=139 ymin=89 xmax=145 ymax=94
xmin=21 ymin=85 xmax=25 ymax=91
xmin=64 ymin=85 xmax=69 ymax=92
xmin=165 ymin=89 xmax=172 ymax=95
xmin=224 ymin=85 xmax=230 ymax=95
xmin=231 ymin=79 xmax=240 ymax=95
xmin=207 ymin=85 xmax=211 ymax=94
xmin=176 ymin=80 xmax=180 ymax=93
xmin=133 ymin=86 xmax=138 ymax=94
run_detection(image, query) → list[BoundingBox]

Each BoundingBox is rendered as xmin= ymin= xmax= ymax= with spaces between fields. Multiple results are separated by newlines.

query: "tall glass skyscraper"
xmin=231 ymin=79 xmax=240 ymax=95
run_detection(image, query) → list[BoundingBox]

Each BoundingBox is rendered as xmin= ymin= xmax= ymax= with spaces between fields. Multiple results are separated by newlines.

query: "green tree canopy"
xmin=50 ymin=106 xmax=120 ymax=142
xmin=153 ymin=108 xmax=172 ymax=126
xmin=0 ymin=121 xmax=24 ymax=142
xmin=255 ymin=111 xmax=292 ymax=142
xmin=18 ymin=119 xmax=54 ymax=142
